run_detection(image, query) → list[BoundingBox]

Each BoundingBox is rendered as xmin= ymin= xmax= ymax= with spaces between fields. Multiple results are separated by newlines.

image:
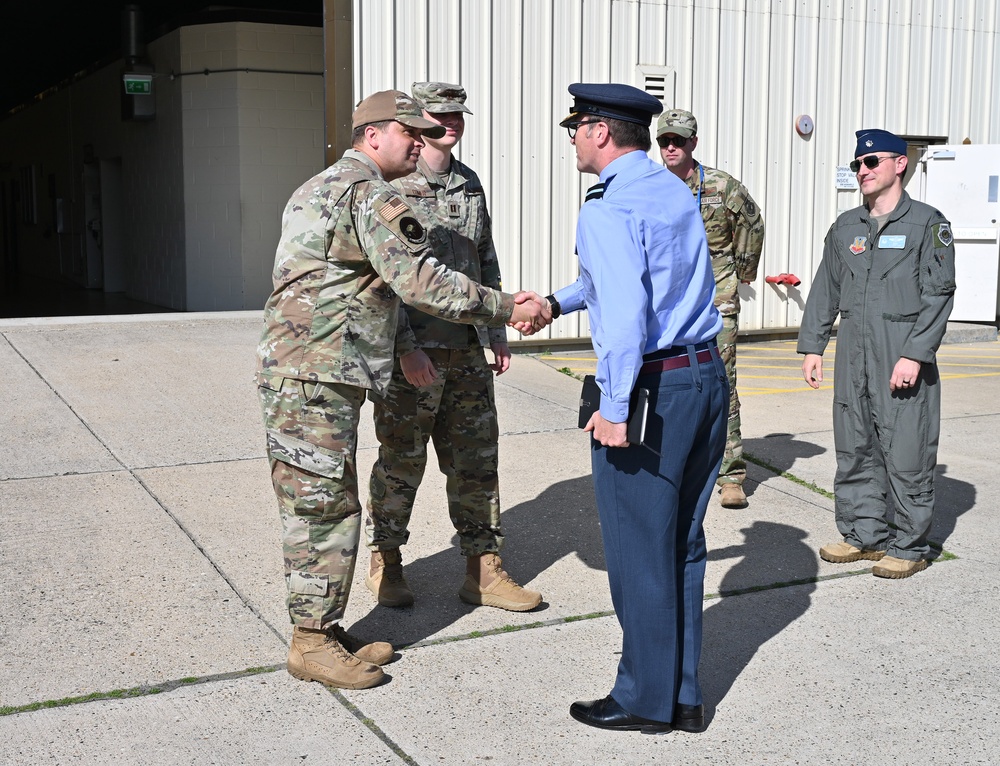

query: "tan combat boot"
xmin=458 ymin=553 xmax=542 ymax=612
xmin=366 ymin=548 xmax=414 ymax=607
xmin=872 ymin=555 xmax=928 ymax=579
xmin=330 ymin=624 xmax=394 ymax=665
xmin=719 ymin=483 xmax=748 ymax=508
xmin=287 ymin=626 xmax=385 ymax=689
xmin=819 ymin=541 xmax=887 ymax=563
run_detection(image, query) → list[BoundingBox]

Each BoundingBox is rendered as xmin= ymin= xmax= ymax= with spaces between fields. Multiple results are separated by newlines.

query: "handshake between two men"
xmin=508 ymin=291 xmax=555 ymax=335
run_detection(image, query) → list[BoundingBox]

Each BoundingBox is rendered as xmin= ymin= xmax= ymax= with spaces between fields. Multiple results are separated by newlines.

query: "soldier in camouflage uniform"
xmin=256 ymin=90 xmax=549 ymax=690
xmin=657 ymin=109 xmax=765 ymax=509
xmin=364 ymin=83 xmax=541 ymax=613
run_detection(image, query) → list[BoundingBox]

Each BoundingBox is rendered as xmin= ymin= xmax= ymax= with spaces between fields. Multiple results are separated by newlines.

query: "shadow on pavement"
xmin=700 ymin=521 xmax=816 ymax=720
xmin=348 ymin=475 xmax=604 ymax=647
xmin=926 ymin=463 xmax=976 ymax=553
xmin=351 ymin=475 xmax=821 ymax=721
xmin=745 ymin=432 xmax=976 ymax=553
xmin=742 ymin=432 xmax=826 ymax=501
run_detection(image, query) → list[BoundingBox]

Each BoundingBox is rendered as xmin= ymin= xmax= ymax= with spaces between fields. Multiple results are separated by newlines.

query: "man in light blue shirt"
xmin=545 ymin=83 xmax=728 ymax=734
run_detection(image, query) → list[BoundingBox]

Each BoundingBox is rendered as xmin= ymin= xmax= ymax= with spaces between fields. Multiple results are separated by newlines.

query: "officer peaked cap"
xmin=559 ymin=83 xmax=663 ymax=128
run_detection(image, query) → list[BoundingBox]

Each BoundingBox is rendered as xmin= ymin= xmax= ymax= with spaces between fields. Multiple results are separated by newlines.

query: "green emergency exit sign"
xmin=123 ymin=74 xmax=152 ymax=95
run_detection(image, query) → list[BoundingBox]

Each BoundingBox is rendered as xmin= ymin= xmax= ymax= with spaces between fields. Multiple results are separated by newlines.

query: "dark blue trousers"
xmin=591 ymin=347 xmax=728 ymax=722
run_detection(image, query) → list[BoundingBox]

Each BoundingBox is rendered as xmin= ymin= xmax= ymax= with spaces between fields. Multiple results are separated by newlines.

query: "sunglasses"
xmin=656 ymin=135 xmax=690 ymax=149
xmin=849 ymin=154 xmax=899 ymax=173
xmin=566 ymin=120 xmax=600 ymax=139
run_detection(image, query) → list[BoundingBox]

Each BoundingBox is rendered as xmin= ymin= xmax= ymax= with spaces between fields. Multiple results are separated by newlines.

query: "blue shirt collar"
xmin=598 ymin=150 xmax=652 ymax=191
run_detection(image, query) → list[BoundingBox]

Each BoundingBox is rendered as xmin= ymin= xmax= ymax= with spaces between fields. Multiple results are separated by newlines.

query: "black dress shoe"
xmin=569 ymin=695 xmax=670 ymax=734
xmin=671 ymin=703 xmax=705 ymax=733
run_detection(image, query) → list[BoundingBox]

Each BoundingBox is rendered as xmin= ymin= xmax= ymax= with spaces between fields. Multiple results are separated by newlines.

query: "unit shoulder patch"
xmin=933 ymin=222 xmax=954 ymax=248
xmin=399 ymin=216 xmax=426 ymax=244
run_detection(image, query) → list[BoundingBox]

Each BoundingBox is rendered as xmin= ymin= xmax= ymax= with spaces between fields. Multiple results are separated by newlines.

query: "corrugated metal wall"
xmin=354 ymin=0 xmax=1000 ymax=338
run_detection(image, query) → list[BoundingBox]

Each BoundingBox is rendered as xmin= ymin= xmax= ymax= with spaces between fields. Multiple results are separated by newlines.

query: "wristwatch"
xmin=545 ymin=295 xmax=561 ymax=319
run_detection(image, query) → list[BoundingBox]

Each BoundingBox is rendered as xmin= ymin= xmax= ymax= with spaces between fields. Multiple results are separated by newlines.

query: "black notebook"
xmin=578 ymin=375 xmax=657 ymax=453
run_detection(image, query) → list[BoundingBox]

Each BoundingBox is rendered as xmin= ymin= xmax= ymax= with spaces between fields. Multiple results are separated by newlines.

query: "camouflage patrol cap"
xmin=412 ymin=82 xmax=473 ymax=114
xmin=656 ymin=108 xmax=698 ymax=138
xmin=352 ymin=90 xmax=446 ymax=138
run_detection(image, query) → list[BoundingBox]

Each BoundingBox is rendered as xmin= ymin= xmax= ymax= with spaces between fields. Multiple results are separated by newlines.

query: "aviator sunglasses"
xmin=656 ymin=135 xmax=690 ymax=149
xmin=849 ymin=154 xmax=899 ymax=173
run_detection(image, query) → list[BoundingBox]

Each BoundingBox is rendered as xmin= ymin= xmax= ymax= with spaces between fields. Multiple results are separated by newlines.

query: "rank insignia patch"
xmin=849 ymin=236 xmax=867 ymax=255
xmin=400 ymin=216 xmax=426 ymax=244
xmin=933 ymin=223 xmax=954 ymax=247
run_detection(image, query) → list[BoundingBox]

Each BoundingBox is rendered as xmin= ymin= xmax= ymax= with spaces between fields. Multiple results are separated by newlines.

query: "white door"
xmin=919 ymin=145 xmax=1000 ymax=322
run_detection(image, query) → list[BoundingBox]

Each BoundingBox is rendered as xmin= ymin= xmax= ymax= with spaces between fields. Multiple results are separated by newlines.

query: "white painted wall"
xmin=354 ymin=0 xmax=1000 ymax=337
xmin=177 ymin=22 xmax=325 ymax=311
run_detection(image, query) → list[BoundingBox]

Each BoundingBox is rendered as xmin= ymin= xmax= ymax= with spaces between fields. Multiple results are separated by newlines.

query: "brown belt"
xmin=639 ymin=348 xmax=715 ymax=375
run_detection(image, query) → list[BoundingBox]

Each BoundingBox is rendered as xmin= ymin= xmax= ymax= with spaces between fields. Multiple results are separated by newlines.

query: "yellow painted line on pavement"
xmin=938 ymin=354 xmax=1000 ymax=360
xmin=736 ymin=362 xmax=833 ymax=377
xmin=939 ymin=371 xmax=1000 ymax=380
xmin=743 ymin=385 xmax=832 ymax=395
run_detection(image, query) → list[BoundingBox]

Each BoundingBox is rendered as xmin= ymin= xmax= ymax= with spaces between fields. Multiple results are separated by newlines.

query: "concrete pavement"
xmin=1 ymin=313 xmax=998 ymax=765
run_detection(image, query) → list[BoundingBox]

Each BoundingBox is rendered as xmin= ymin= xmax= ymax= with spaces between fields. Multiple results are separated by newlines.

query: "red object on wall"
xmin=765 ymin=273 xmax=802 ymax=287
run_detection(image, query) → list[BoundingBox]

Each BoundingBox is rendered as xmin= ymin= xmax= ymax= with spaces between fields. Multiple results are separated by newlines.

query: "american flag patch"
xmin=378 ymin=197 xmax=408 ymax=221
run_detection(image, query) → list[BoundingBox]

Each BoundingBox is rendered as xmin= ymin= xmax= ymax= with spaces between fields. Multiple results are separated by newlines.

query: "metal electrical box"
xmin=918 ymin=145 xmax=1000 ymax=322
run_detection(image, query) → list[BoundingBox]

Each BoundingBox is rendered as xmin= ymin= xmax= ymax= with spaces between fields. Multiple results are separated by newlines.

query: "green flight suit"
xmin=797 ymin=192 xmax=956 ymax=560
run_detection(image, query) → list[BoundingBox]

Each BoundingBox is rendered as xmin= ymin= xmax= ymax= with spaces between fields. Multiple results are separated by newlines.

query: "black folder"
xmin=578 ymin=375 xmax=656 ymax=453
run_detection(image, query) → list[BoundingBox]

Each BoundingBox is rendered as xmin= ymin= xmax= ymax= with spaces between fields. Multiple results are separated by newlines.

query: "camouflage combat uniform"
xmin=682 ymin=161 xmax=764 ymax=486
xmin=256 ymin=149 xmax=514 ymax=630
xmin=366 ymin=155 xmax=506 ymax=557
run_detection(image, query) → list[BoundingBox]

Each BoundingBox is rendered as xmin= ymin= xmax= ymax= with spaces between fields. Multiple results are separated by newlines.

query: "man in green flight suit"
xmin=658 ymin=109 xmax=765 ymax=508
xmin=798 ymin=128 xmax=956 ymax=579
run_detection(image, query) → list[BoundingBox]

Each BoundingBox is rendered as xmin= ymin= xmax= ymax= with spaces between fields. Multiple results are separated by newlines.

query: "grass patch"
xmin=564 ymin=611 xmax=613 ymax=623
xmin=1 ymin=686 xmax=161 ymax=716
xmin=744 ymin=451 xmax=834 ymax=500
xmin=0 ymin=665 xmax=282 ymax=717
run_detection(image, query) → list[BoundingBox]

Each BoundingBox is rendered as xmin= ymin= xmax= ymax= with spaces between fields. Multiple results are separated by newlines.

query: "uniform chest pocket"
xmin=880 ymin=249 xmax=921 ymax=318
